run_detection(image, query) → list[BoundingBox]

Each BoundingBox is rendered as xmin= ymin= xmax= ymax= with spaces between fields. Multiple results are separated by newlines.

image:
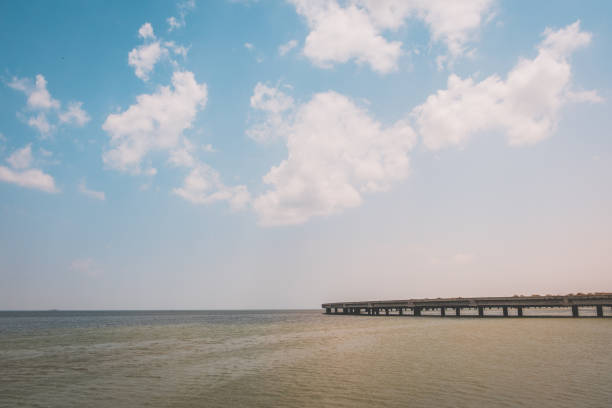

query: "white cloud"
xmin=278 ymin=39 xmax=298 ymax=56
xmin=128 ymin=41 xmax=169 ymax=81
xmin=128 ymin=24 xmax=189 ymax=81
xmin=168 ymin=139 xmax=197 ymax=168
xmin=138 ymin=22 xmax=155 ymax=39
xmin=412 ymin=21 xmax=600 ymax=149
xmin=165 ymin=41 xmax=189 ymax=58
xmin=6 ymin=144 xmax=33 ymax=169
xmin=167 ymin=17 xmax=181 ymax=31
xmin=244 ymin=42 xmax=254 ymax=50
xmin=103 ymin=70 xmax=208 ymax=173
xmin=59 ymin=102 xmax=90 ymax=126
xmin=78 ymin=179 xmax=106 ymax=200
xmin=246 ymin=82 xmax=294 ymax=143
xmin=362 ymin=0 xmax=495 ymax=61
xmin=9 ymin=74 xmax=61 ymax=110
xmin=250 ymin=82 xmax=294 ymax=113
xmin=0 ymin=166 xmax=57 ymax=193
xmin=1 ymin=144 xmax=57 ymax=193
xmin=291 ymin=0 xmax=402 ymax=73
xmin=8 ymin=74 xmax=89 ymax=135
xmin=167 ymin=0 xmax=196 ymax=32
xmin=101 ymin=70 xmax=245 ymax=210
xmin=27 ymin=113 xmax=54 ymax=135
xmin=173 ymin=163 xmax=250 ymax=211
xmin=289 ymin=0 xmax=494 ymax=73
xmin=253 ymin=90 xmax=416 ymax=226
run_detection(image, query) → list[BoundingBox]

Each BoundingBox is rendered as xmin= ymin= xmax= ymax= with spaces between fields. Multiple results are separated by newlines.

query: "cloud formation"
xmin=103 ymin=70 xmax=208 ymax=173
xmin=129 ymin=23 xmax=188 ymax=81
xmin=278 ymin=39 xmax=298 ymax=56
xmin=412 ymin=20 xmax=601 ymax=149
xmin=167 ymin=0 xmax=196 ymax=32
xmin=103 ymin=70 xmax=248 ymax=210
xmin=173 ymin=163 xmax=251 ymax=211
xmin=0 ymin=144 xmax=57 ymax=193
xmin=8 ymin=74 xmax=90 ymax=136
xmin=251 ymin=88 xmax=416 ymax=225
xmin=78 ymin=179 xmax=106 ymax=201
xmin=290 ymin=0 xmax=494 ymax=73
xmin=246 ymin=83 xmax=294 ymax=143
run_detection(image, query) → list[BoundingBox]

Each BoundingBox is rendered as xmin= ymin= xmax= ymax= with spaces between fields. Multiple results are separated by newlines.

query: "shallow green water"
xmin=1 ymin=310 xmax=611 ymax=407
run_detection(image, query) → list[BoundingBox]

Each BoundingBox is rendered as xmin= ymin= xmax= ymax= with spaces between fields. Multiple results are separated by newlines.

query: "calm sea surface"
xmin=1 ymin=310 xmax=611 ymax=407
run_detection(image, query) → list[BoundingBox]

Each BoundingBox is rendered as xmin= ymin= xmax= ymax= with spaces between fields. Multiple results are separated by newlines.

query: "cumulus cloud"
xmin=138 ymin=22 xmax=155 ymax=39
xmin=0 ymin=144 xmax=57 ymax=193
xmin=129 ymin=41 xmax=169 ymax=81
xmin=103 ymin=70 xmax=247 ymax=210
xmin=78 ymin=179 xmax=106 ymax=200
xmin=6 ymin=144 xmax=33 ymax=169
xmin=412 ymin=20 xmax=601 ymax=149
xmin=129 ymin=23 xmax=188 ymax=81
xmin=291 ymin=0 xmax=402 ymax=73
xmin=246 ymin=82 xmax=294 ymax=143
xmin=103 ymin=70 xmax=208 ymax=172
xmin=278 ymin=39 xmax=298 ymax=56
xmin=59 ymin=102 xmax=90 ymax=126
xmin=27 ymin=113 xmax=54 ymax=135
xmin=252 ymin=90 xmax=416 ymax=225
xmin=7 ymin=74 xmax=90 ymax=135
xmin=289 ymin=0 xmax=494 ymax=73
xmin=173 ymin=163 xmax=251 ymax=210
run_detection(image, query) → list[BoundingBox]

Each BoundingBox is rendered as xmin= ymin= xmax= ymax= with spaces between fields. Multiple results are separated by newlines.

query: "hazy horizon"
xmin=1 ymin=0 xmax=611 ymax=310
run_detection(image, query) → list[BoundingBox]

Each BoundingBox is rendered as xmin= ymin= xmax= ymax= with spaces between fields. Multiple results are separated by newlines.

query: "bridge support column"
xmin=385 ymin=308 xmax=389 ymax=316
xmin=503 ymin=306 xmax=508 ymax=317
xmin=414 ymin=307 xmax=421 ymax=316
xmin=478 ymin=306 xmax=484 ymax=317
xmin=572 ymin=305 xmax=579 ymax=317
xmin=596 ymin=305 xmax=604 ymax=317
xmin=399 ymin=308 xmax=403 ymax=315
xmin=517 ymin=307 xmax=523 ymax=317
xmin=440 ymin=307 xmax=445 ymax=317
xmin=326 ymin=308 xmax=331 ymax=314
xmin=376 ymin=308 xmax=380 ymax=316
xmin=334 ymin=308 xmax=338 ymax=314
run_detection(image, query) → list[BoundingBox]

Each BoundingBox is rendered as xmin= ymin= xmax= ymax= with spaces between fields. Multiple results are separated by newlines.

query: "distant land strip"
xmin=322 ymin=293 xmax=612 ymax=317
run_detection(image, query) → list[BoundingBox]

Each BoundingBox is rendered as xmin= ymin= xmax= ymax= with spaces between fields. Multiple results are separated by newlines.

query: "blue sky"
xmin=1 ymin=0 xmax=611 ymax=309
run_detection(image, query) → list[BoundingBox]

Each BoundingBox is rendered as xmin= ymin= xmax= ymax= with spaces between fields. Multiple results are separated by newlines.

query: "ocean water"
xmin=1 ymin=310 xmax=611 ymax=407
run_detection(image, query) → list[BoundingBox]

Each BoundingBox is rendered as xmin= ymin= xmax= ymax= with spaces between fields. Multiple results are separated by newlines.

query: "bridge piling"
xmin=322 ymin=295 xmax=612 ymax=318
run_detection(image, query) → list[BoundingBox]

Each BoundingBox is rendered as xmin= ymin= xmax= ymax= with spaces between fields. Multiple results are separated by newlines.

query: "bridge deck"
xmin=322 ymin=294 xmax=612 ymax=317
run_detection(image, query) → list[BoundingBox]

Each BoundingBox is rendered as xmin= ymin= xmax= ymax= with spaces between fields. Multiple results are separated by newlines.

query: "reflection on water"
xmin=1 ymin=310 xmax=611 ymax=407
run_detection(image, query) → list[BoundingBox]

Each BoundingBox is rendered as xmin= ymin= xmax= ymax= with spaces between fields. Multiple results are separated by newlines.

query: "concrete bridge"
xmin=322 ymin=294 xmax=612 ymax=317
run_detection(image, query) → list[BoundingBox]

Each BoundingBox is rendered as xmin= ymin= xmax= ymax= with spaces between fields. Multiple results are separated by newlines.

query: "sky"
xmin=1 ymin=0 xmax=611 ymax=310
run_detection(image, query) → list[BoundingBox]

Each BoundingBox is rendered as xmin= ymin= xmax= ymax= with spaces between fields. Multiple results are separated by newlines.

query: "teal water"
xmin=1 ymin=310 xmax=611 ymax=407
